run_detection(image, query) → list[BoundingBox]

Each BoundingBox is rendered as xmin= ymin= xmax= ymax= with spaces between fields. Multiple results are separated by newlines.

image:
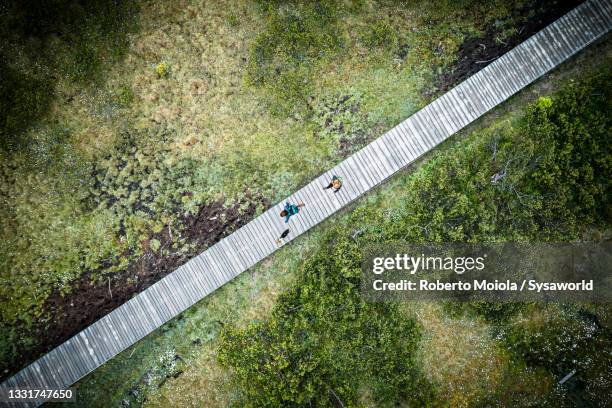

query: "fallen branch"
xmin=351 ymin=229 xmax=364 ymax=240
xmin=330 ymin=389 xmax=345 ymax=408
xmin=511 ymin=186 xmax=534 ymax=207
xmin=491 ymin=139 xmax=498 ymax=163
xmin=476 ymin=57 xmax=499 ymax=64
xmin=491 ymin=158 xmax=513 ymax=184
xmin=559 ymin=369 xmax=576 ymax=385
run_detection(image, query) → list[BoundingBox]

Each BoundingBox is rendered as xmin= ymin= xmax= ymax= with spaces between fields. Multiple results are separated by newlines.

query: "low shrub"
xmin=360 ymin=20 xmax=398 ymax=50
xmin=218 ymin=228 xmax=434 ymax=407
xmin=503 ymin=307 xmax=611 ymax=405
xmin=156 ymin=62 xmax=170 ymax=79
xmin=312 ymin=91 xmax=370 ymax=156
xmin=245 ymin=1 xmax=343 ymax=116
xmin=0 ymin=61 xmax=53 ymax=152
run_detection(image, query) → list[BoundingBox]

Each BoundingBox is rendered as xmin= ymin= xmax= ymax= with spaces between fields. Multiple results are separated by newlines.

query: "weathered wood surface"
xmin=1 ymin=1 xmax=610 ymax=405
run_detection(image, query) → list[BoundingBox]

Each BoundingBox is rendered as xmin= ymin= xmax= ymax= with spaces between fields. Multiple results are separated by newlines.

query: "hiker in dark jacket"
xmin=323 ymin=175 xmax=343 ymax=193
xmin=280 ymin=201 xmax=305 ymax=223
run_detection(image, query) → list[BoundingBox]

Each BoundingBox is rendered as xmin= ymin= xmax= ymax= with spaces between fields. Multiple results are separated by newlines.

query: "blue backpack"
xmin=284 ymin=202 xmax=300 ymax=222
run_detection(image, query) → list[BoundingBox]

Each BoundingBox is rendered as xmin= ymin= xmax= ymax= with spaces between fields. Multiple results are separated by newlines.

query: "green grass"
xmin=65 ymin=39 xmax=612 ymax=407
xmin=1 ymin=0 xmax=525 ymax=373
xmin=0 ymin=0 xmax=139 ymax=149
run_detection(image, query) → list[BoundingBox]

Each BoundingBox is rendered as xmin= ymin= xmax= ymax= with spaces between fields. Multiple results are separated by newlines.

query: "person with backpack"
xmin=280 ymin=201 xmax=305 ymax=223
xmin=323 ymin=175 xmax=343 ymax=193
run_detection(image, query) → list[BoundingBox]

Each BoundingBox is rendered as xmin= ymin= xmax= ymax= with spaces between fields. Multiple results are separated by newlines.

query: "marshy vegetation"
xmin=213 ymin=70 xmax=611 ymax=407
xmin=1 ymin=0 xmax=529 ymax=376
xmin=1 ymin=0 xmax=610 ymax=406
xmin=72 ymin=49 xmax=611 ymax=406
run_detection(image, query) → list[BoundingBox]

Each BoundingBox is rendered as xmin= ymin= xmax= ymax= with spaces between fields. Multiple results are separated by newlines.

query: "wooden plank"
xmin=429 ymin=99 xmax=456 ymax=134
xmin=411 ymin=112 xmax=437 ymax=148
xmin=399 ymin=120 xmax=428 ymax=154
xmin=370 ymin=139 xmax=395 ymax=176
xmin=551 ymin=18 xmax=578 ymax=56
xmin=381 ymin=130 xmax=412 ymax=168
xmin=462 ymin=75 xmax=488 ymax=117
xmin=340 ymin=156 xmax=367 ymax=195
xmin=296 ymin=186 xmax=318 ymax=228
xmin=385 ymin=127 xmax=415 ymax=162
xmin=357 ymin=146 xmax=382 ymax=184
xmin=487 ymin=61 xmax=514 ymax=99
xmin=194 ymin=253 xmax=218 ymax=290
xmin=348 ymin=151 xmax=376 ymax=190
xmin=335 ymin=161 xmax=360 ymax=200
xmin=225 ymin=233 xmax=250 ymax=271
xmin=448 ymin=88 xmax=476 ymax=124
xmin=436 ymin=93 xmax=463 ymax=132
xmin=188 ymin=261 xmax=214 ymax=296
xmin=308 ymin=181 xmax=333 ymax=217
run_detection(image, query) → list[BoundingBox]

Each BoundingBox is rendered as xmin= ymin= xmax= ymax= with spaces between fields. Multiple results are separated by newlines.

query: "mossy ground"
xmin=64 ymin=38 xmax=612 ymax=407
xmin=1 ymin=0 xmax=528 ymax=373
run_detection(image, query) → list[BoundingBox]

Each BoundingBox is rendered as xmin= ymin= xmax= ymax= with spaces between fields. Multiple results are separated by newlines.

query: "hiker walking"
xmin=323 ymin=175 xmax=343 ymax=193
xmin=280 ymin=201 xmax=305 ymax=223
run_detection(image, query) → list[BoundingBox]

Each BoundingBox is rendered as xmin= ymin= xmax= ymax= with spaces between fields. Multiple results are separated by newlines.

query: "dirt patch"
xmin=2 ymin=194 xmax=267 ymax=381
xmin=430 ymin=0 xmax=584 ymax=97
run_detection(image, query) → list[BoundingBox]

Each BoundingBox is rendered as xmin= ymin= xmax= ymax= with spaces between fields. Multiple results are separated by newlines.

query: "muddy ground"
xmin=2 ymin=195 xmax=266 ymax=380
xmin=2 ymin=0 xmax=588 ymax=380
xmin=430 ymin=0 xmax=583 ymax=96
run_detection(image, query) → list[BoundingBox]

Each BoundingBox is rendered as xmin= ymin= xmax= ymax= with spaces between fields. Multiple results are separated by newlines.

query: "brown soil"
xmin=2 ymin=194 xmax=267 ymax=381
xmin=430 ymin=0 xmax=584 ymax=96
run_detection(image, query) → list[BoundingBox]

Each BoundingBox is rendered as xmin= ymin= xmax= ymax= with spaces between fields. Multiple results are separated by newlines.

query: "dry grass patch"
xmin=144 ymin=347 xmax=233 ymax=408
xmin=408 ymin=302 xmax=505 ymax=406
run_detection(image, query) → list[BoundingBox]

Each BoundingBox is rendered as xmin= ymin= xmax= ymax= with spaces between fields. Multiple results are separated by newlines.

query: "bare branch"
xmin=476 ymin=56 xmax=499 ymax=64
xmin=491 ymin=158 xmax=513 ymax=184
xmin=330 ymin=389 xmax=345 ymax=408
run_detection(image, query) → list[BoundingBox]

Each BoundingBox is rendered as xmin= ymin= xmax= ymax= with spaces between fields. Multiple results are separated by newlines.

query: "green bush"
xmin=245 ymin=1 xmax=343 ymax=116
xmin=391 ymin=71 xmax=610 ymax=402
xmin=218 ymin=228 xmax=434 ymax=407
xmin=443 ymin=301 xmax=527 ymax=324
xmin=0 ymin=0 xmax=139 ymax=153
xmin=0 ymin=62 xmax=53 ymax=151
xmin=360 ymin=20 xmax=398 ymax=50
xmin=156 ymin=62 xmax=170 ymax=79
xmin=402 ymin=72 xmax=610 ymax=329
xmin=523 ymin=75 xmax=611 ymax=226
xmin=383 ymin=70 xmax=611 ymax=244
xmin=115 ymin=85 xmax=135 ymax=107
xmin=503 ymin=307 xmax=611 ymax=405
xmin=313 ymin=91 xmax=370 ymax=156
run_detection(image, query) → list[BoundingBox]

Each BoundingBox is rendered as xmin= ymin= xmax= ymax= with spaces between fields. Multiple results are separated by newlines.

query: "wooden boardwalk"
xmin=2 ymin=0 xmax=611 ymax=405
